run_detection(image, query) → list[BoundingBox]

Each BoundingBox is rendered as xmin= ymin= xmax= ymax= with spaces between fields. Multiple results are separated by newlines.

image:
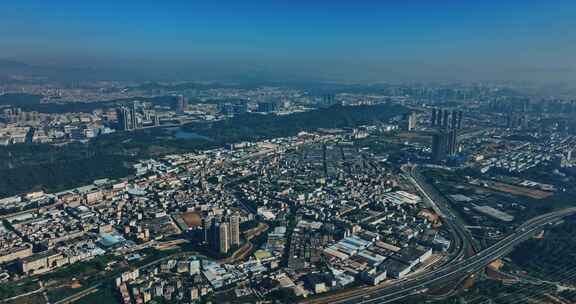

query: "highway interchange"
xmin=309 ymin=165 xmax=576 ymax=304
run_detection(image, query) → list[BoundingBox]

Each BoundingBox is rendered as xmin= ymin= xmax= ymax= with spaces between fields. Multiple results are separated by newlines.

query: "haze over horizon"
xmin=1 ymin=0 xmax=576 ymax=83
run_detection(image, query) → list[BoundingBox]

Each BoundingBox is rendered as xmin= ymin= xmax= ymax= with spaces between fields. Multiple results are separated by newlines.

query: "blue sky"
xmin=1 ymin=0 xmax=575 ymax=82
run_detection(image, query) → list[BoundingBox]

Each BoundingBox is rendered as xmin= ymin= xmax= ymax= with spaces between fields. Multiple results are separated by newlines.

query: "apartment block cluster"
xmin=0 ymin=129 xmax=450 ymax=301
xmin=0 ymin=143 xmax=266 ymax=277
xmin=0 ymin=83 xmax=407 ymax=148
xmin=0 ymin=106 xmax=115 ymax=145
xmin=199 ymin=138 xmax=445 ymax=297
xmin=116 ymin=253 xmax=279 ymax=304
xmin=116 ymin=101 xmax=161 ymax=131
xmin=0 ymin=223 xmax=32 ymax=265
xmin=115 ymin=258 xmax=211 ymax=304
xmin=202 ymin=215 xmax=241 ymax=254
xmin=475 ymin=135 xmax=576 ymax=174
xmin=429 ymin=108 xmax=464 ymax=162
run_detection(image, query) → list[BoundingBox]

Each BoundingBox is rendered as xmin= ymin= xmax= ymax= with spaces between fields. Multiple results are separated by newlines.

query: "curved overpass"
xmin=328 ymin=207 xmax=576 ymax=304
xmin=307 ymin=164 xmax=575 ymax=304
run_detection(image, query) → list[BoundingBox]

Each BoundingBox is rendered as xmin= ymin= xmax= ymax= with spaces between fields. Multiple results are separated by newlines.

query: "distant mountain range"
xmin=0 ymin=59 xmax=334 ymax=84
xmin=1 ymin=59 xmax=575 ymax=96
xmin=0 ymin=59 xmax=122 ymax=82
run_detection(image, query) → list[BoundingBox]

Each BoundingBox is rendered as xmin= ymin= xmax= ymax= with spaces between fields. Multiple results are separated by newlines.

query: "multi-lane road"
xmin=309 ymin=165 xmax=576 ymax=304
xmin=330 ymin=207 xmax=576 ymax=304
xmin=404 ymin=165 xmax=475 ymax=260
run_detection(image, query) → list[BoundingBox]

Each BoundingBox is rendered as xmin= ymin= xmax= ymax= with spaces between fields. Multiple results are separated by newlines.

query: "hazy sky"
xmin=1 ymin=0 xmax=576 ymax=82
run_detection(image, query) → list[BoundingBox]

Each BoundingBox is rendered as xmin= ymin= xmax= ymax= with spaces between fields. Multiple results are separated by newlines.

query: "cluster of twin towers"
xmin=430 ymin=108 xmax=463 ymax=162
xmin=431 ymin=108 xmax=463 ymax=130
xmin=203 ymin=215 xmax=241 ymax=255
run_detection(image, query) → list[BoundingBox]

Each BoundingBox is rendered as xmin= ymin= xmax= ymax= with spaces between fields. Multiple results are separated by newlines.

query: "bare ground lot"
xmin=477 ymin=180 xmax=553 ymax=200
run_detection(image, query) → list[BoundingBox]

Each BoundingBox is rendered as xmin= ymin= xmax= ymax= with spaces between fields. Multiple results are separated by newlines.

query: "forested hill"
xmin=183 ymin=103 xmax=408 ymax=142
xmin=509 ymin=215 xmax=576 ymax=283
